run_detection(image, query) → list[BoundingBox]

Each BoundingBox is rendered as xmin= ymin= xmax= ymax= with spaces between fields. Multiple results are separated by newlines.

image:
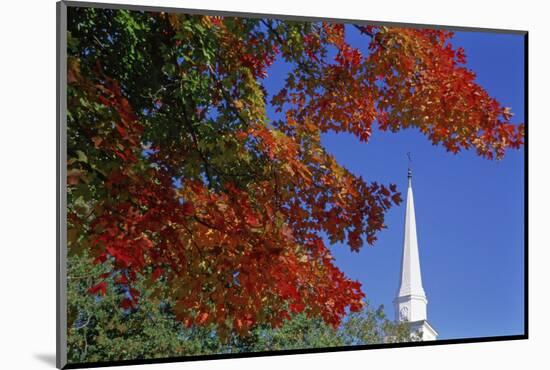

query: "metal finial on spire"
xmin=407 ymin=152 xmax=412 ymax=186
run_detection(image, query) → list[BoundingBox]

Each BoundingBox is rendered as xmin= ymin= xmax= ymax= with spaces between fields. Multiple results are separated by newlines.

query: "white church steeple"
xmin=396 ymin=168 xmax=426 ymax=301
xmin=394 ymin=166 xmax=438 ymax=340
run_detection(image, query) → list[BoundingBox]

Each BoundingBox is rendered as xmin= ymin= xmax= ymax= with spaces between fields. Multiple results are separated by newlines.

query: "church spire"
xmin=393 ymin=162 xmax=438 ymax=340
xmin=396 ymin=166 xmax=426 ymax=302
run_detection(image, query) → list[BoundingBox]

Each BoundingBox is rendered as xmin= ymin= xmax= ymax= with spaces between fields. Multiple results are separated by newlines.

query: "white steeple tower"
xmin=394 ymin=167 xmax=438 ymax=340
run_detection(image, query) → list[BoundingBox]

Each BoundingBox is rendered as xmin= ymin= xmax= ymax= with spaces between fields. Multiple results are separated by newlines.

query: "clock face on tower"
xmin=400 ymin=306 xmax=409 ymax=320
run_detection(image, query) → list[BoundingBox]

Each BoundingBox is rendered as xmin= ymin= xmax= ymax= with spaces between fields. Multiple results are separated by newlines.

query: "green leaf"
xmin=75 ymin=150 xmax=88 ymax=163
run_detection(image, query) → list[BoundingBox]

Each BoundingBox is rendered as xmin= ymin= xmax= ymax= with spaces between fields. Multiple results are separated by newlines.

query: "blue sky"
xmin=263 ymin=27 xmax=525 ymax=340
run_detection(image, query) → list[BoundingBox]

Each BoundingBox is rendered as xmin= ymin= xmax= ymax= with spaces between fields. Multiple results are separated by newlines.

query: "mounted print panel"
xmin=57 ymin=1 xmax=527 ymax=368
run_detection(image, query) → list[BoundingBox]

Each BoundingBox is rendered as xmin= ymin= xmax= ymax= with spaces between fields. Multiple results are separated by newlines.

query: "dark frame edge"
xmin=63 ymin=334 xmax=528 ymax=369
xmin=61 ymin=0 xmax=527 ymax=35
xmin=57 ymin=1 xmax=68 ymax=369
xmin=523 ymin=32 xmax=529 ymax=338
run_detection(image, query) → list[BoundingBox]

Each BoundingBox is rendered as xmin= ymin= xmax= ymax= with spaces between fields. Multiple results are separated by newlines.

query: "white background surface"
xmin=0 ymin=0 xmax=546 ymax=368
